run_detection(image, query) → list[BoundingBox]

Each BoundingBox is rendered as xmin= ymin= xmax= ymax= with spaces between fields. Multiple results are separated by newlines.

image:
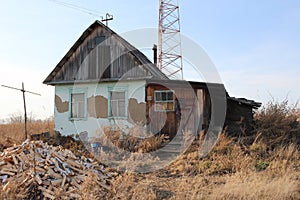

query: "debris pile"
xmin=0 ymin=139 xmax=115 ymax=199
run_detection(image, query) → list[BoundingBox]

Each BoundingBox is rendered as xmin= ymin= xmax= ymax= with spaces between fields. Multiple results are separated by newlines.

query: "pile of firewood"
xmin=0 ymin=139 xmax=115 ymax=199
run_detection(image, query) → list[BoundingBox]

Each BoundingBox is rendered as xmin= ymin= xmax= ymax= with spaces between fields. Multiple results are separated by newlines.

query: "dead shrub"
xmin=253 ymin=101 xmax=300 ymax=148
xmin=95 ymin=125 xmax=169 ymax=153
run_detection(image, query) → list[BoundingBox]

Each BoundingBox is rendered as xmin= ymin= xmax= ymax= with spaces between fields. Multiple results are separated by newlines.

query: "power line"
xmin=47 ymin=0 xmax=105 ymax=17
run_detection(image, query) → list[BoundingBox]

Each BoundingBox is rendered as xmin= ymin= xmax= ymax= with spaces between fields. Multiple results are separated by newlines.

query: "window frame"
xmin=154 ymin=90 xmax=175 ymax=112
xmin=69 ymin=88 xmax=87 ymax=121
xmin=108 ymin=86 xmax=128 ymax=119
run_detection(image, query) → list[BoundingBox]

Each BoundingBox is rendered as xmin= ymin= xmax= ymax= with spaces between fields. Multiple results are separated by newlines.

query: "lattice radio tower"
xmin=158 ymin=0 xmax=183 ymax=80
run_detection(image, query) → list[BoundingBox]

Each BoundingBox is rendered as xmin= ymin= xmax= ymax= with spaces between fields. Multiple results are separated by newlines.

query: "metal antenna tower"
xmin=158 ymin=0 xmax=183 ymax=80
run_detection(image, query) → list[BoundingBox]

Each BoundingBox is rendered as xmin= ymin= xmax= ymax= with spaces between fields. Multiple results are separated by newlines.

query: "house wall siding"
xmin=52 ymin=27 xmax=152 ymax=83
xmin=54 ymin=80 xmax=146 ymax=137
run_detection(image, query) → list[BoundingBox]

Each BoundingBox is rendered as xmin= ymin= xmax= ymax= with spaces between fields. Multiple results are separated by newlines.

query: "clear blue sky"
xmin=0 ymin=0 xmax=299 ymax=120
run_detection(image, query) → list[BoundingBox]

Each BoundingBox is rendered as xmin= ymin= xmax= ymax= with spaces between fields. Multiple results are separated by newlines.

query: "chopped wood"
xmin=12 ymin=154 xmax=18 ymax=165
xmin=43 ymin=180 xmax=51 ymax=186
xmin=2 ymin=181 xmax=10 ymax=191
xmin=38 ymin=186 xmax=55 ymax=197
xmin=2 ymin=167 xmax=18 ymax=173
xmin=16 ymin=155 xmax=24 ymax=164
xmin=68 ymin=164 xmax=86 ymax=174
xmin=19 ymin=177 xmax=29 ymax=187
xmin=51 ymin=179 xmax=62 ymax=186
xmin=52 ymin=151 xmax=65 ymax=162
xmin=70 ymin=193 xmax=81 ymax=198
xmin=0 ymin=139 xmax=115 ymax=199
xmin=0 ymin=170 xmax=15 ymax=176
xmin=35 ymin=175 xmax=42 ymax=185
xmin=43 ymin=192 xmax=56 ymax=200
xmin=61 ymin=174 xmax=66 ymax=188
xmin=35 ymin=166 xmax=46 ymax=173
xmin=0 ymin=160 xmax=5 ymax=166
xmin=47 ymin=168 xmax=62 ymax=179
xmin=65 ymin=159 xmax=82 ymax=169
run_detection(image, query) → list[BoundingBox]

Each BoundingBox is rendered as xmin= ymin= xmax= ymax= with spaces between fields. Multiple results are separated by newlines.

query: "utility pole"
xmin=101 ymin=13 xmax=113 ymax=26
xmin=2 ymin=83 xmax=41 ymax=140
xmin=158 ymin=0 xmax=183 ymax=80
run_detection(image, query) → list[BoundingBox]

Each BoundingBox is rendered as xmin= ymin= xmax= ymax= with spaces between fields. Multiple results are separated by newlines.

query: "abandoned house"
xmin=43 ymin=20 xmax=261 ymax=139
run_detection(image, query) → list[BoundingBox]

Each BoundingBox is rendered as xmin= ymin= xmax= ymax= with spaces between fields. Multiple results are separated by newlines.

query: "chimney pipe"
xmin=152 ymin=44 xmax=157 ymax=66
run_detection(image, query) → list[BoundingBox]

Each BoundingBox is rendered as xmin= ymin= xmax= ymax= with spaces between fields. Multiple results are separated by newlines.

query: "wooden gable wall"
xmin=52 ymin=26 xmax=152 ymax=83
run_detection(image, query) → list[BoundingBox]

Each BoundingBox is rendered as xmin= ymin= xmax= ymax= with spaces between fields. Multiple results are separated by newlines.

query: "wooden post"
xmin=22 ymin=82 xmax=28 ymax=140
xmin=1 ymin=83 xmax=41 ymax=141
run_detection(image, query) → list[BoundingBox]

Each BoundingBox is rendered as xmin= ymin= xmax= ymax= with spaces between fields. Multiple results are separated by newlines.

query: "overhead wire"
xmin=47 ymin=0 xmax=105 ymax=18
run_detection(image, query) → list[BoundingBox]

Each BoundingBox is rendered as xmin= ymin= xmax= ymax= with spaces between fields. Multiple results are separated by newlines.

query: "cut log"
xmin=12 ymin=154 xmax=18 ymax=165
xmin=51 ymin=179 xmax=62 ymax=186
xmin=0 ymin=160 xmax=5 ymax=166
xmin=43 ymin=192 xmax=56 ymax=200
xmin=2 ymin=167 xmax=18 ymax=173
xmin=61 ymin=174 xmax=66 ymax=188
xmin=0 ymin=170 xmax=15 ymax=176
xmin=70 ymin=193 xmax=81 ymax=198
xmin=47 ymin=168 xmax=62 ymax=179
xmin=35 ymin=175 xmax=43 ymax=185
xmin=52 ymin=151 xmax=66 ymax=162
xmin=35 ymin=166 xmax=46 ymax=173
xmin=65 ymin=159 xmax=82 ymax=169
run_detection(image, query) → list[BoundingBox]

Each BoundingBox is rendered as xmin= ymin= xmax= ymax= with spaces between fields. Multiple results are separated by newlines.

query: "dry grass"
xmin=109 ymin=101 xmax=300 ymax=199
xmin=111 ymin=136 xmax=300 ymax=200
xmin=1 ymin=101 xmax=300 ymax=199
xmin=0 ymin=119 xmax=54 ymax=149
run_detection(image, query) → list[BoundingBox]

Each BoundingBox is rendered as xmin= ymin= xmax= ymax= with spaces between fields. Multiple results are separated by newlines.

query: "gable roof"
xmin=43 ymin=20 xmax=168 ymax=85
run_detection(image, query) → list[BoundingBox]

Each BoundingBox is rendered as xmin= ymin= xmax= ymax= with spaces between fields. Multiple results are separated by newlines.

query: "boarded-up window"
xmin=110 ymin=91 xmax=126 ymax=117
xmin=88 ymin=44 xmax=111 ymax=80
xmin=88 ymin=48 xmax=97 ymax=79
xmin=154 ymin=90 xmax=174 ymax=112
xmin=71 ymin=93 xmax=85 ymax=119
xmin=98 ymin=46 xmax=111 ymax=79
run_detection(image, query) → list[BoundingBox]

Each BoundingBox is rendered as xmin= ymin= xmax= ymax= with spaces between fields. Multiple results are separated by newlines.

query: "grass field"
xmin=0 ymin=119 xmax=54 ymax=150
xmin=0 ymin=101 xmax=299 ymax=199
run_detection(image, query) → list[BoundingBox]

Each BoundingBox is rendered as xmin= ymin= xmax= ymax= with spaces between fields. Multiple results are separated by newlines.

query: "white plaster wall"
xmin=54 ymin=80 xmax=146 ymax=138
